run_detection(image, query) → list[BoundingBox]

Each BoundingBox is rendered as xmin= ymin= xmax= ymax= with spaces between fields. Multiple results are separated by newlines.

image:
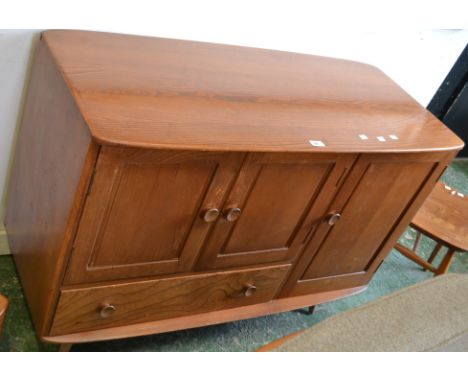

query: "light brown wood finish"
xmin=52 ymin=264 xmax=289 ymax=335
xmin=412 ymin=182 xmax=468 ymax=251
xmin=5 ymin=30 xmax=463 ymax=348
xmin=395 ymin=181 xmax=468 ymax=275
xmin=4 ymin=37 xmax=96 ymax=337
xmin=42 ymin=30 xmax=463 ymax=153
xmin=281 ymin=152 xmax=455 ymax=297
xmin=43 ymin=285 xmax=366 ymax=344
xmin=64 ymin=147 xmax=244 ymax=284
xmin=196 ymin=153 xmax=356 ymax=270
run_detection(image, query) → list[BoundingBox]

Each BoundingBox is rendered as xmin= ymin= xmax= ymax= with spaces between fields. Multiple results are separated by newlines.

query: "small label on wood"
xmin=309 ymin=140 xmax=326 ymax=147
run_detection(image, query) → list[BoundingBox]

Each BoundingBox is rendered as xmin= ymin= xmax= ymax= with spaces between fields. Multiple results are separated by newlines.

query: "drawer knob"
xmin=327 ymin=213 xmax=341 ymax=226
xmin=202 ymin=208 xmax=220 ymax=223
xmin=224 ymin=207 xmax=242 ymax=222
xmin=99 ymin=304 xmax=116 ymax=318
xmin=243 ymin=284 xmax=257 ymax=297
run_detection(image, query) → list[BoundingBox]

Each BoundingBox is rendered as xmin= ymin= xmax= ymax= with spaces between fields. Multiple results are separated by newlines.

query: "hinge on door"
xmin=85 ymin=168 xmax=97 ymax=197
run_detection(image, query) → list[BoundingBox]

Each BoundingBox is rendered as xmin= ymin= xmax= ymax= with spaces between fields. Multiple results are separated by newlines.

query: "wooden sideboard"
xmin=5 ymin=30 xmax=463 ymax=347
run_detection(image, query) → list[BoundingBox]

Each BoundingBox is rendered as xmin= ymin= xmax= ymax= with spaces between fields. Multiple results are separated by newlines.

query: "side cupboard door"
xmin=280 ymin=152 xmax=452 ymax=297
xmin=195 ymin=152 xmax=357 ymax=270
xmin=64 ymin=148 xmax=244 ymax=284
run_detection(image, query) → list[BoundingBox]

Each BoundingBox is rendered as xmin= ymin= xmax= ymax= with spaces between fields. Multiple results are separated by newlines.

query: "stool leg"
xmin=435 ymin=248 xmax=456 ymax=275
xmin=427 ymin=242 xmax=443 ymax=265
xmin=413 ymin=231 xmax=422 ymax=252
xmin=394 ymin=243 xmax=438 ymax=274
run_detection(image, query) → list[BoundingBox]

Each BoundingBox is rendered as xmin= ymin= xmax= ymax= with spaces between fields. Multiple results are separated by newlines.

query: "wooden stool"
xmin=395 ymin=182 xmax=468 ymax=275
xmin=0 ymin=294 xmax=8 ymax=337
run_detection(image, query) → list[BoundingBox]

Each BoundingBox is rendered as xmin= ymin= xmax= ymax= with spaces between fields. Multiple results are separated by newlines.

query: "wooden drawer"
xmin=50 ymin=264 xmax=290 ymax=335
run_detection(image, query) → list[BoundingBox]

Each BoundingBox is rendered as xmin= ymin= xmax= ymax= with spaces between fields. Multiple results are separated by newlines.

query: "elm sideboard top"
xmin=43 ymin=30 xmax=463 ymax=153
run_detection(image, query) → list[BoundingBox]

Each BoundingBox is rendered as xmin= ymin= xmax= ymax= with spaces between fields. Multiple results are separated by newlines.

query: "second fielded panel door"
xmin=195 ymin=153 xmax=357 ymax=270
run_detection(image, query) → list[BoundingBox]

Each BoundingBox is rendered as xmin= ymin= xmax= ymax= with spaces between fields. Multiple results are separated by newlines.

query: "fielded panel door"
xmin=195 ymin=153 xmax=357 ymax=270
xmin=281 ymin=152 xmax=452 ymax=297
xmin=64 ymin=148 xmax=244 ymax=284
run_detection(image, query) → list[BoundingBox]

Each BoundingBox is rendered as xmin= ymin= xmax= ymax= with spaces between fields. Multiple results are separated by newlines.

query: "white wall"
xmin=0 ymin=29 xmax=467 ymax=227
xmin=0 ymin=30 xmax=40 ymax=220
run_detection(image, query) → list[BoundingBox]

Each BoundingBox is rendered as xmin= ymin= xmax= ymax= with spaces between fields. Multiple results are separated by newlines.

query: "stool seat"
xmin=412 ymin=182 xmax=468 ymax=252
xmin=395 ymin=181 xmax=467 ymax=275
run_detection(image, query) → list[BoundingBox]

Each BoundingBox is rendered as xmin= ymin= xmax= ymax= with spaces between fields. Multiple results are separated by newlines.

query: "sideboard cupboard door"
xmin=64 ymin=148 xmax=244 ymax=284
xmin=281 ymin=152 xmax=451 ymax=297
xmin=195 ymin=153 xmax=357 ymax=270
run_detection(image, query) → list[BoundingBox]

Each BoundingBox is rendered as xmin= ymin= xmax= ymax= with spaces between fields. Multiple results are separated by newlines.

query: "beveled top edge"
xmin=42 ymin=30 xmax=464 ymax=153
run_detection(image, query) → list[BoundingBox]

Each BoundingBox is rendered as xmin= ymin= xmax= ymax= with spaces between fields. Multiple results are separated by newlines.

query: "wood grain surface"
xmin=41 ymin=30 xmax=463 ymax=153
xmin=280 ymin=151 xmax=456 ymax=297
xmin=195 ymin=152 xmax=356 ymax=270
xmin=411 ymin=181 xmax=468 ymax=251
xmin=64 ymin=147 xmax=244 ymax=284
xmin=4 ymin=39 xmax=96 ymax=336
xmin=5 ymin=30 xmax=463 ymax=345
xmin=44 ymin=285 xmax=366 ymax=344
xmin=51 ymin=264 xmax=290 ymax=335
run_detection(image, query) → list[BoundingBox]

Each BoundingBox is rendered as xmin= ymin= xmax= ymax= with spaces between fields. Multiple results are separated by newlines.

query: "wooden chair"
xmin=0 ymin=294 xmax=8 ymax=337
xmin=395 ymin=181 xmax=468 ymax=275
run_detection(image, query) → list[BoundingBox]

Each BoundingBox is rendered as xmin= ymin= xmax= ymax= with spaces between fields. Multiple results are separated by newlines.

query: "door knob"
xmin=327 ymin=213 xmax=341 ymax=226
xmin=243 ymin=284 xmax=257 ymax=297
xmin=202 ymin=208 xmax=220 ymax=223
xmin=99 ymin=304 xmax=116 ymax=318
xmin=224 ymin=207 xmax=242 ymax=222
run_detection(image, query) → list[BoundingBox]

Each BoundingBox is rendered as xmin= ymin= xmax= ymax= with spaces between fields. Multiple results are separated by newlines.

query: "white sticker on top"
xmin=359 ymin=134 xmax=369 ymax=140
xmin=309 ymin=140 xmax=326 ymax=147
xmin=377 ymin=136 xmax=386 ymax=142
xmin=389 ymin=134 xmax=399 ymax=140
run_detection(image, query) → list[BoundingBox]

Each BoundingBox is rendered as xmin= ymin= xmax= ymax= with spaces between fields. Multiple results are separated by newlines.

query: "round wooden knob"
xmin=202 ymin=208 xmax=220 ymax=223
xmin=224 ymin=207 xmax=242 ymax=222
xmin=243 ymin=284 xmax=257 ymax=297
xmin=327 ymin=213 xmax=341 ymax=226
xmin=100 ymin=304 xmax=116 ymax=318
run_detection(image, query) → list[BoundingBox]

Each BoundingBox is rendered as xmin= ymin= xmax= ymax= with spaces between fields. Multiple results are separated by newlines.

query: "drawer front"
xmin=50 ymin=264 xmax=290 ymax=335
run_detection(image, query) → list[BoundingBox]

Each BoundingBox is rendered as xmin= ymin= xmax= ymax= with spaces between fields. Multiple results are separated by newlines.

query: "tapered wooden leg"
xmin=427 ymin=242 xmax=443 ymax=265
xmin=394 ymin=243 xmax=438 ymax=273
xmin=413 ymin=231 xmax=422 ymax=252
xmin=59 ymin=343 xmax=73 ymax=352
xmin=298 ymin=305 xmax=316 ymax=315
xmin=435 ymin=248 xmax=456 ymax=275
